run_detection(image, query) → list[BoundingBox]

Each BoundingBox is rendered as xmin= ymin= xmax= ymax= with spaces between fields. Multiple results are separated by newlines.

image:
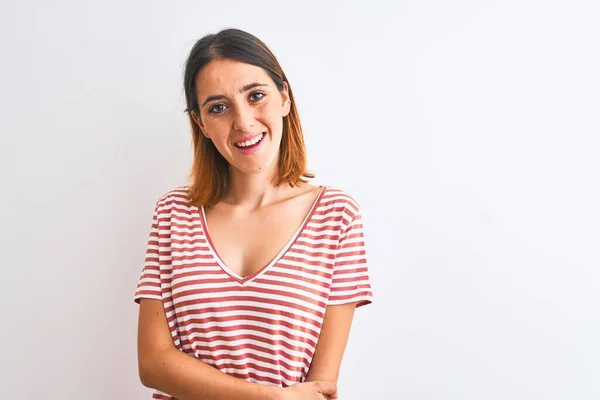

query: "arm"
xmin=137 ymin=298 xmax=277 ymax=400
xmin=138 ymin=299 xmax=337 ymax=400
xmin=305 ymin=302 xmax=358 ymax=383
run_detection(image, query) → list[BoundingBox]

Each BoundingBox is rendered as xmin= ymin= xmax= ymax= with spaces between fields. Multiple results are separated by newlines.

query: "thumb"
xmin=316 ymin=381 xmax=338 ymax=395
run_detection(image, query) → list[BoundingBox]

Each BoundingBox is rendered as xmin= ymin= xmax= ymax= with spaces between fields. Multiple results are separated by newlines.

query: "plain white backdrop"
xmin=1 ymin=0 xmax=598 ymax=399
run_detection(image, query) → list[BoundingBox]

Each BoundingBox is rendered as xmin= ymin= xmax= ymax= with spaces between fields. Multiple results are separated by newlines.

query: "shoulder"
xmin=320 ymin=185 xmax=363 ymax=227
xmin=154 ymin=185 xmax=193 ymax=215
xmin=321 ymin=186 xmax=361 ymax=213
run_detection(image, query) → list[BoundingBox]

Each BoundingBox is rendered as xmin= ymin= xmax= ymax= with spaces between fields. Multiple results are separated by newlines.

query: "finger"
xmin=328 ymin=386 xmax=339 ymax=399
xmin=316 ymin=381 xmax=338 ymax=395
xmin=326 ymin=391 xmax=339 ymax=400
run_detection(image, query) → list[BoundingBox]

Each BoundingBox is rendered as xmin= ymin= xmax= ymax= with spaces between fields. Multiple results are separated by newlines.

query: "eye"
xmin=208 ymin=103 xmax=227 ymax=114
xmin=249 ymin=91 xmax=266 ymax=102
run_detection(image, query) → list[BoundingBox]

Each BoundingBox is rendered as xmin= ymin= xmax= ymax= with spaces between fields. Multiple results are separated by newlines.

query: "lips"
xmin=234 ymin=132 xmax=265 ymax=148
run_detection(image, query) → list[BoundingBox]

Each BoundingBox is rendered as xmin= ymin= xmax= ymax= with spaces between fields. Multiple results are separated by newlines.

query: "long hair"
xmin=183 ymin=28 xmax=314 ymax=208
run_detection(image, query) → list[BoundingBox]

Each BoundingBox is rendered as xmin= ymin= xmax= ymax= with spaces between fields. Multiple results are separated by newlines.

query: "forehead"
xmin=195 ymin=59 xmax=273 ymax=95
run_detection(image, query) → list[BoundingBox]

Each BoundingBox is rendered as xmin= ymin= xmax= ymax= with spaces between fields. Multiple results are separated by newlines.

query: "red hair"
xmin=183 ymin=29 xmax=314 ymax=207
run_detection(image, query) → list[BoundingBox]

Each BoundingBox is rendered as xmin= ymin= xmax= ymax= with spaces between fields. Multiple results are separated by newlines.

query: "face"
xmin=192 ymin=59 xmax=291 ymax=176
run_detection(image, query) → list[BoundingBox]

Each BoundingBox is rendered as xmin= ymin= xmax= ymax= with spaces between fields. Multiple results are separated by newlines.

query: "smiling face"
xmin=192 ymin=59 xmax=291 ymax=177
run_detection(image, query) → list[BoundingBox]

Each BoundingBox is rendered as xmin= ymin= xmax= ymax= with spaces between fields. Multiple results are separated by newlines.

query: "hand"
xmin=276 ymin=381 xmax=338 ymax=400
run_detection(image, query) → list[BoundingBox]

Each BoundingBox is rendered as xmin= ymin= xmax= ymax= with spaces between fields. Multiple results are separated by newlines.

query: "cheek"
xmin=202 ymin=118 xmax=228 ymax=139
xmin=262 ymin=103 xmax=284 ymax=129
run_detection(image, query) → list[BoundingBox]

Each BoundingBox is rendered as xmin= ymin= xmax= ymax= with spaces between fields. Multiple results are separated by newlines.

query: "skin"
xmin=193 ymin=58 xmax=288 ymax=192
xmin=137 ymin=58 xmax=359 ymax=400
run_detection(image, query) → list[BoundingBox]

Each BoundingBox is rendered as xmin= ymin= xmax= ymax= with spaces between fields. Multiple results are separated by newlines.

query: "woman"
xmin=134 ymin=28 xmax=373 ymax=400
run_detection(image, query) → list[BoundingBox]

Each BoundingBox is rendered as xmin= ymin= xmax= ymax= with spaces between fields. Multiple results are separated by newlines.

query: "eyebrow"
xmin=200 ymin=82 xmax=270 ymax=108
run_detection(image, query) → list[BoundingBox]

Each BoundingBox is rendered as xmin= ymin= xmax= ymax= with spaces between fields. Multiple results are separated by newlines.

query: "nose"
xmin=232 ymin=103 xmax=255 ymax=132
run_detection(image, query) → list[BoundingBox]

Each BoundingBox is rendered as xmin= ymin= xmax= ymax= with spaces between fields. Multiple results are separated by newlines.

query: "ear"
xmin=191 ymin=111 xmax=210 ymax=138
xmin=281 ymin=81 xmax=291 ymax=117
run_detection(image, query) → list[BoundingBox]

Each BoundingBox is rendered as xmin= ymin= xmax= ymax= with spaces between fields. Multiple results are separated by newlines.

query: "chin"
xmin=243 ymin=163 xmax=275 ymax=175
xmin=234 ymin=157 xmax=278 ymax=176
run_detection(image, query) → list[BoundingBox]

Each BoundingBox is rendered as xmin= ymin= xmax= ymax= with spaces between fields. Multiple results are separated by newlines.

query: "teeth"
xmin=236 ymin=133 xmax=264 ymax=148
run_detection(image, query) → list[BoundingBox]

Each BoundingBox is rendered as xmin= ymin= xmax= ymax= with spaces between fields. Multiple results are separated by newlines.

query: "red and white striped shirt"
xmin=134 ymin=185 xmax=373 ymax=399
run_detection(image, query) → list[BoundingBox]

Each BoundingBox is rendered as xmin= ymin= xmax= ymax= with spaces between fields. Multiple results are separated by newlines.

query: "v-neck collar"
xmin=198 ymin=186 xmax=326 ymax=285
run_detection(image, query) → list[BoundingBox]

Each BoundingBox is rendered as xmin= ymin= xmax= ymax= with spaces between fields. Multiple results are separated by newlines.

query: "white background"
xmin=1 ymin=0 xmax=598 ymax=399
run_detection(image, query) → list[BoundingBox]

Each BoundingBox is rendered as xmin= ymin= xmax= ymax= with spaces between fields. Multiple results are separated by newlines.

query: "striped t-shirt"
xmin=134 ymin=185 xmax=373 ymax=399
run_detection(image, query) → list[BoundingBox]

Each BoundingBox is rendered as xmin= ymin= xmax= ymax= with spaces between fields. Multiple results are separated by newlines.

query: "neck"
xmin=224 ymin=164 xmax=286 ymax=210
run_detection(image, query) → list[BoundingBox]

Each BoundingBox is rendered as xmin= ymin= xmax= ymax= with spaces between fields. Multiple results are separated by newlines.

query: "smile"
xmin=234 ymin=132 xmax=265 ymax=148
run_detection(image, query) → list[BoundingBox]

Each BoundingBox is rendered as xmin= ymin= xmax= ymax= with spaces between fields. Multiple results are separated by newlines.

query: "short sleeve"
xmin=328 ymin=211 xmax=374 ymax=307
xmin=132 ymin=193 xmax=183 ymax=400
xmin=134 ymin=206 xmax=163 ymax=303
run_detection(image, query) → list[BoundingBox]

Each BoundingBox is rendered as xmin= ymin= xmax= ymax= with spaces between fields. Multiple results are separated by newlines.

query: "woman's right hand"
xmin=274 ymin=381 xmax=338 ymax=400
